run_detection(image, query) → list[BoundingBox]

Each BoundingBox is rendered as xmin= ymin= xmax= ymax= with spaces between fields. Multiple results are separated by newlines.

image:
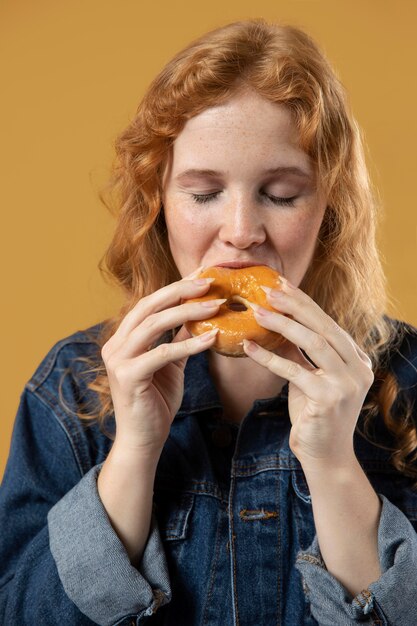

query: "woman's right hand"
xmin=101 ymin=269 xmax=224 ymax=456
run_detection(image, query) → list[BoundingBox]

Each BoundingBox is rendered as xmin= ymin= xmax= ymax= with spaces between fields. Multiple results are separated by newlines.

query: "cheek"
xmin=166 ymin=209 xmax=208 ymax=245
xmin=276 ymin=212 xmax=323 ymax=263
xmin=164 ymin=204 xmax=212 ymax=270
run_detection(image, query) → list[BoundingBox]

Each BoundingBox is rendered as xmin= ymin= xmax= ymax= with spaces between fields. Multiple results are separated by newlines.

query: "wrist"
xmin=299 ymin=451 xmax=360 ymax=483
xmin=302 ymin=455 xmax=381 ymax=515
xmin=106 ymin=438 xmax=163 ymax=470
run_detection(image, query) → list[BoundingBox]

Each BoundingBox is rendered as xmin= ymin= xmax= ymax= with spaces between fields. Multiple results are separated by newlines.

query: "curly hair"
xmin=64 ymin=18 xmax=417 ymax=486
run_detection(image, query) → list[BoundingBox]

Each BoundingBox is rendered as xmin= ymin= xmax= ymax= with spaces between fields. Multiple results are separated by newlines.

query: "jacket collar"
xmin=175 ymin=350 xmax=289 ymax=418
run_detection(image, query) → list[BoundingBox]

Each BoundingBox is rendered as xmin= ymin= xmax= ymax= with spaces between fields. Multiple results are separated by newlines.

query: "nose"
xmin=218 ymin=200 xmax=266 ymax=249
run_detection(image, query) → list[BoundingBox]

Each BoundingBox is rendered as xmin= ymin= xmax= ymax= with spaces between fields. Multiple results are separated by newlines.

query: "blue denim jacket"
xmin=1 ymin=317 xmax=417 ymax=625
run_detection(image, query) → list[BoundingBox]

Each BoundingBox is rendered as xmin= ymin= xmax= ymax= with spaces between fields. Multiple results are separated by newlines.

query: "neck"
xmin=207 ymin=350 xmax=287 ymax=423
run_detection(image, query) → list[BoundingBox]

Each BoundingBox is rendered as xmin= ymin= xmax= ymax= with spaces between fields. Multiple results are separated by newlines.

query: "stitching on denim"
xmin=296 ymin=553 xmax=326 ymax=569
xmin=176 ymin=402 xmax=224 ymax=416
xmin=353 ymin=588 xmax=374 ymax=606
xmin=292 ymin=470 xmax=312 ymax=503
xmin=156 ymin=480 xmax=225 ymax=503
xmin=292 ymin=484 xmax=315 ymax=579
xmin=233 ymin=457 xmax=303 ymax=474
xmin=158 ymin=493 xmax=194 ymax=539
xmin=275 ymin=472 xmax=281 ymax=625
xmin=352 ymin=588 xmax=384 ymax=624
xmin=234 ymin=454 xmax=292 ymax=467
xmin=167 ymin=493 xmax=190 ymax=531
xmin=27 ymin=334 xmax=100 ymax=390
xmin=150 ymin=589 xmax=166 ymax=614
xmin=225 ymin=534 xmax=236 ymax=553
xmin=228 ymin=475 xmax=240 ymax=625
xmin=353 ymin=591 xmax=366 ymax=608
xmin=25 ymin=389 xmax=87 ymax=478
xmin=239 ymin=508 xmax=279 ymax=521
xmin=202 ymin=511 xmax=224 ymax=626
xmin=233 ymin=464 xmax=294 ymax=477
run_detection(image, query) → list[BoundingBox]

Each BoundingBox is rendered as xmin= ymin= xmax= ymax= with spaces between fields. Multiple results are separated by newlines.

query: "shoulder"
xmin=22 ymin=321 xmax=112 ymax=473
xmin=26 ymin=321 xmax=105 ymax=394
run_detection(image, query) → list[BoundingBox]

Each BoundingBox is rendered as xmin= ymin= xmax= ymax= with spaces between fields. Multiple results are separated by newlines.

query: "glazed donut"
xmin=184 ymin=265 xmax=287 ymax=357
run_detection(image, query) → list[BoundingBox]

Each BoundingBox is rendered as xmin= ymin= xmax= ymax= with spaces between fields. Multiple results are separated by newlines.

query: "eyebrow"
xmin=175 ymin=166 xmax=312 ymax=183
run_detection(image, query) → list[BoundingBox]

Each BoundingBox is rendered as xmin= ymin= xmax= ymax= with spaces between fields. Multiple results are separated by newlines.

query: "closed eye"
xmin=265 ymin=194 xmax=297 ymax=207
xmin=191 ymin=191 xmax=298 ymax=207
xmin=191 ymin=192 xmax=220 ymax=204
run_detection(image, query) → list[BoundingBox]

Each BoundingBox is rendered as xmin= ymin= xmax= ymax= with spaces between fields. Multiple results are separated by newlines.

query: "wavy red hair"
xmin=60 ymin=19 xmax=417 ymax=486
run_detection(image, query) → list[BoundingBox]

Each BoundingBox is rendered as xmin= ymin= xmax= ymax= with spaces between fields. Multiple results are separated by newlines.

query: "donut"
xmin=184 ymin=265 xmax=287 ymax=357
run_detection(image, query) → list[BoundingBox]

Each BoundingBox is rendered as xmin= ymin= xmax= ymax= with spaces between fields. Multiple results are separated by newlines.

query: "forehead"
xmin=163 ymin=92 xmax=311 ymax=185
xmin=178 ymin=92 xmax=296 ymax=144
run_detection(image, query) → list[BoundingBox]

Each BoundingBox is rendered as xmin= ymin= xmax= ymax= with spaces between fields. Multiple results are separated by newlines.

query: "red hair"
xmin=60 ymin=19 xmax=417 ymax=486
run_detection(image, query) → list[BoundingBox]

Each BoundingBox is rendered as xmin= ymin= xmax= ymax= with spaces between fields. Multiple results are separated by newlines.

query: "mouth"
xmin=215 ymin=261 xmax=269 ymax=269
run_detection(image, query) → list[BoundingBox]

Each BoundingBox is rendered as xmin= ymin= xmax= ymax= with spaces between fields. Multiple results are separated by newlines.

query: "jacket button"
xmin=211 ymin=424 xmax=232 ymax=447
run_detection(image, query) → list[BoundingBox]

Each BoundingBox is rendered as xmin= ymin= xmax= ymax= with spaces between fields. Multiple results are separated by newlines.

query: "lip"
xmin=215 ymin=261 xmax=269 ymax=269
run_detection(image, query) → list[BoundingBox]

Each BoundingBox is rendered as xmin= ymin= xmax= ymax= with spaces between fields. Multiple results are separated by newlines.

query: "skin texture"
xmin=162 ymin=90 xmax=327 ymax=412
xmin=162 ymin=90 xmax=325 ymax=294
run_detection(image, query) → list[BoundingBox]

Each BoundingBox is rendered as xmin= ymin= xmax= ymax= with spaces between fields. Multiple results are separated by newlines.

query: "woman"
xmin=1 ymin=18 xmax=417 ymax=626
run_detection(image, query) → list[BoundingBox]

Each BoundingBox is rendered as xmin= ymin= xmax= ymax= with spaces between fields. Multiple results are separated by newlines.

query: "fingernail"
xmin=247 ymin=302 xmax=272 ymax=315
xmin=279 ymin=276 xmax=296 ymax=289
xmin=199 ymin=328 xmax=219 ymax=342
xmin=200 ymin=298 xmax=227 ymax=307
xmin=261 ymin=285 xmax=285 ymax=298
xmin=193 ymin=277 xmax=215 ymax=285
xmin=243 ymin=339 xmax=259 ymax=352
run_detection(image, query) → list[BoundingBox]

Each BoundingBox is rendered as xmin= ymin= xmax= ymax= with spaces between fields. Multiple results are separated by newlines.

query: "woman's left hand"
xmin=244 ymin=278 xmax=375 ymax=471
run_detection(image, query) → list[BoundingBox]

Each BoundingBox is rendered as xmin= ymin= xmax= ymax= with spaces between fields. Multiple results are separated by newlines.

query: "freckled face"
xmin=161 ymin=91 xmax=326 ymax=287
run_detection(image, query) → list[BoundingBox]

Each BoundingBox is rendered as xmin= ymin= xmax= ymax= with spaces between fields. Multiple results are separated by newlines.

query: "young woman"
xmin=1 ymin=18 xmax=417 ymax=626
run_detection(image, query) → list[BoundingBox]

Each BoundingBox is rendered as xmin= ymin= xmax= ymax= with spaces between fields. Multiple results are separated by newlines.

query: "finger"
xmin=354 ymin=345 xmax=373 ymax=367
xmin=272 ymin=283 xmax=372 ymax=369
xmin=263 ymin=286 xmax=362 ymax=367
xmin=277 ymin=343 xmax=318 ymax=372
xmin=243 ymin=340 xmax=325 ymax=402
xmin=116 ymin=275 xmax=215 ymax=339
xmin=170 ymin=325 xmax=194 ymax=372
xmin=172 ymin=324 xmax=193 ymax=343
xmin=118 ymin=299 xmax=226 ymax=359
xmin=130 ymin=330 xmax=219 ymax=379
xmin=248 ymin=303 xmax=345 ymax=374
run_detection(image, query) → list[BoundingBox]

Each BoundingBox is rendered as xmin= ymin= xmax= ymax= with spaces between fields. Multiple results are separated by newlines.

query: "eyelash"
xmin=190 ymin=192 xmax=297 ymax=207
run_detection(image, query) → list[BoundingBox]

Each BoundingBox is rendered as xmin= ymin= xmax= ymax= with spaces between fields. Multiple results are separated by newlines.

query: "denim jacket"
xmin=1 ymin=316 xmax=417 ymax=626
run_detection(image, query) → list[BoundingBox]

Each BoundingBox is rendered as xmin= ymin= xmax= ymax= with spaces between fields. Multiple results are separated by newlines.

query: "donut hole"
xmin=227 ymin=296 xmax=248 ymax=312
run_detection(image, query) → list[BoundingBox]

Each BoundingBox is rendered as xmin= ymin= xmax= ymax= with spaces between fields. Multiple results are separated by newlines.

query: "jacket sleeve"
xmin=0 ymin=388 xmax=172 ymax=626
xmin=295 ymin=493 xmax=417 ymax=625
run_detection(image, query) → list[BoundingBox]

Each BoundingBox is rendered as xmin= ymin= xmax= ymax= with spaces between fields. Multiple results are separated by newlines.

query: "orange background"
xmin=1 ymin=0 xmax=416 ymax=480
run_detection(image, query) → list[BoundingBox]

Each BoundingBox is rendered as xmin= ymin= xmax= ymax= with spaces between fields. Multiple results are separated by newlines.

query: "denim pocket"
xmin=292 ymin=459 xmax=417 ymax=523
xmin=153 ymin=488 xmax=195 ymax=541
xmin=291 ymin=468 xmax=311 ymax=504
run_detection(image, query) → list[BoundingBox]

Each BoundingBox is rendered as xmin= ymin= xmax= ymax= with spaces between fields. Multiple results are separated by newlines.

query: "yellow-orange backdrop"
xmin=1 ymin=0 xmax=416 ymax=480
